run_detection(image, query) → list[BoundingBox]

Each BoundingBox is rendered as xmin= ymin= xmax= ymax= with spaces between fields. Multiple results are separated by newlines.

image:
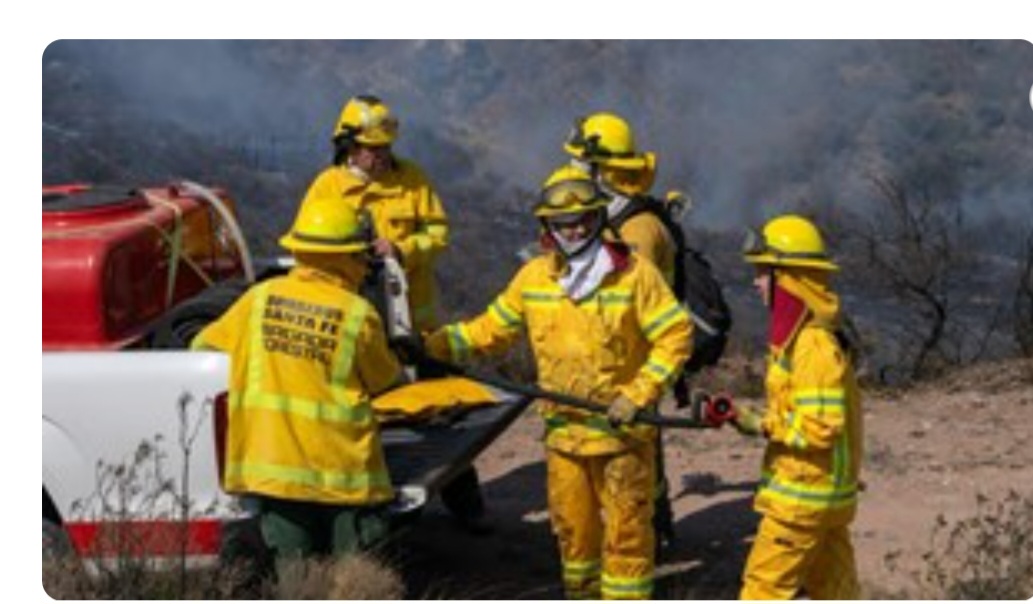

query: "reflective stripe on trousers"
xmin=547 ymin=445 xmax=655 ymax=600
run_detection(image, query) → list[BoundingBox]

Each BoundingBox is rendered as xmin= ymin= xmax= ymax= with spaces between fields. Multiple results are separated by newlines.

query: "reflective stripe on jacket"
xmin=302 ymin=160 xmax=448 ymax=330
xmin=756 ymin=322 xmax=863 ymax=527
xmin=431 ymin=250 xmax=692 ymax=456
xmin=192 ymin=267 xmax=402 ymax=505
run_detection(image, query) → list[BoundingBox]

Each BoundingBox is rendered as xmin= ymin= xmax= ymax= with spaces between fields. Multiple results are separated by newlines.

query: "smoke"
xmin=42 ymin=40 xmax=1033 ymax=232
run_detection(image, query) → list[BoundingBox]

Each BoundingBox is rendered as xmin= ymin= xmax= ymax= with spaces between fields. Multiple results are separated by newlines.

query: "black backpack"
xmin=611 ymin=196 xmax=733 ymax=374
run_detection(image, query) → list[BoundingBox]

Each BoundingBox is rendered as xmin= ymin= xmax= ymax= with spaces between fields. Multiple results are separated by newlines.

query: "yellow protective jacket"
xmin=428 ymin=247 xmax=692 ymax=456
xmin=302 ymin=159 xmax=448 ymax=330
xmin=616 ymin=211 xmax=676 ymax=288
xmin=755 ymin=270 xmax=863 ymax=528
xmin=191 ymin=266 xmax=403 ymax=506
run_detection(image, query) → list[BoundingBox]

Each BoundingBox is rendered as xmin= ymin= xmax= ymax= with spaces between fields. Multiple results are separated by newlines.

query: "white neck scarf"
xmin=557 ymin=240 xmax=613 ymax=301
xmin=597 ymin=179 xmax=631 ymax=220
xmin=346 ymin=162 xmax=371 ymax=183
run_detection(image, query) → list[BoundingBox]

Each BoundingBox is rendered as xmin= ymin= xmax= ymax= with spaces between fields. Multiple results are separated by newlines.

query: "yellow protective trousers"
xmin=546 ymin=443 xmax=655 ymax=600
xmin=740 ymin=515 xmax=859 ymax=600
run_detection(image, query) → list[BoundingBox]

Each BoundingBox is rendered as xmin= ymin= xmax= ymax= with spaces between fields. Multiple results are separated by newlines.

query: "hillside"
xmin=42 ymin=40 xmax=1033 ymax=368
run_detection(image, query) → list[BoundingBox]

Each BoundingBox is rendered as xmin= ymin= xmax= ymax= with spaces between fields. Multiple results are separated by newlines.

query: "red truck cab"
xmin=42 ymin=183 xmax=248 ymax=350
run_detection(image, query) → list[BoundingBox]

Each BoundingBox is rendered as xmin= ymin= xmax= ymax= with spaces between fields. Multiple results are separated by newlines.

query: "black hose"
xmin=419 ymin=356 xmax=716 ymax=430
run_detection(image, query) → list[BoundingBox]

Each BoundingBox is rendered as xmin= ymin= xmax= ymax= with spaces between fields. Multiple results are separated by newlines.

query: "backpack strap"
xmin=609 ymin=195 xmax=689 ymax=299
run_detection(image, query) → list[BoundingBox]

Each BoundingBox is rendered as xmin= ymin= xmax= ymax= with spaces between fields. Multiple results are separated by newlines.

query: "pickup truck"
xmin=42 ymin=182 xmax=530 ymax=564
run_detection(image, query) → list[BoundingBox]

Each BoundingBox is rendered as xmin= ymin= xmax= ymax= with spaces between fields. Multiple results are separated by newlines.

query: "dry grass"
xmin=42 ymin=552 xmax=406 ymax=600
xmin=879 ymin=490 xmax=1033 ymax=599
xmin=274 ymin=554 xmax=406 ymax=600
xmin=42 ymin=556 xmax=253 ymax=599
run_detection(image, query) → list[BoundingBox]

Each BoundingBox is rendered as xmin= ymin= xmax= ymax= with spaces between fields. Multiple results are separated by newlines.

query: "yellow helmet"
xmin=743 ymin=214 xmax=839 ymax=271
xmin=333 ymin=95 xmax=399 ymax=146
xmin=279 ymin=197 xmax=370 ymax=254
xmin=534 ymin=165 xmax=609 ymax=218
xmin=564 ymin=111 xmax=650 ymax=170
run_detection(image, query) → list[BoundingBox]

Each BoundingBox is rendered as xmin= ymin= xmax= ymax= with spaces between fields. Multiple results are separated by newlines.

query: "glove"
xmin=424 ymin=329 xmax=452 ymax=361
xmin=607 ymin=395 xmax=639 ymax=427
xmin=732 ymin=406 xmax=764 ymax=437
xmin=391 ymin=333 xmax=426 ymax=365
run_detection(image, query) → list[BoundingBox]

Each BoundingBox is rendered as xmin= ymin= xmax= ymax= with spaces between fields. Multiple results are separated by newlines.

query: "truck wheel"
xmin=151 ymin=279 xmax=249 ymax=349
xmin=43 ymin=518 xmax=74 ymax=562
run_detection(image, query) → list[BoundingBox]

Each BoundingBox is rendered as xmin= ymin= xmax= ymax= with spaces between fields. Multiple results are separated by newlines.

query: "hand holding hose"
xmin=731 ymin=406 xmax=764 ymax=437
xmin=606 ymin=395 xmax=639 ymax=427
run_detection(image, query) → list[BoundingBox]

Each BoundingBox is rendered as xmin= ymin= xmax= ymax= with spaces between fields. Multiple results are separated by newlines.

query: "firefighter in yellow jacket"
xmin=302 ymin=95 xmax=487 ymax=530
xmin=564 ymin=111 xmax=676 ymax=284
xmin=565 ymin=111 xmax=680 ymax=547
xmin=731 ymin=214 xmax=863 ymax=599
xmin=302 ymin=94 xmax=448 ymax=332
xmin=191 ymin=198 xmax=405 ymax=561
xmin=426 ymin=167 xmax=692 ymax=599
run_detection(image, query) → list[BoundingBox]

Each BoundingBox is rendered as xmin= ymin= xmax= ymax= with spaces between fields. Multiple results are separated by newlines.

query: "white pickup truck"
xmin=41 ymin=182 xmax=530 ymax=565
xmin=43 ymin=350 xmax=528 ymax=565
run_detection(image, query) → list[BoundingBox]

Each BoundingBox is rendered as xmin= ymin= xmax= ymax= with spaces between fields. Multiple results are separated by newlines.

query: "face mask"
xmin=544 ymin=210 xmax=605 ymax=259
xmin=551 ymin=228 xmax=602 ymax=259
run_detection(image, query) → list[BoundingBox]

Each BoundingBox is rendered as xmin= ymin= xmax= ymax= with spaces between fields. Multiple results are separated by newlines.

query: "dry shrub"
xmin=44 ymin=553 xmax=405 ymax=599
xmin=42 ymin=556 xmax=257 ymax=599
xmin=885 ymin=490 xmax=1033 ymax=599
xmin=273 ymin=553 xmax=405 ymax=600
xmin=42 ymin=556 xmax=95 ymax=599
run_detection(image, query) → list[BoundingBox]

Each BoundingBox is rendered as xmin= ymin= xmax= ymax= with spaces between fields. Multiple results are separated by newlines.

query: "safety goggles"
xmin=741 ymin=227 xmax=829 ymax=261
xmin=536 ymin=179 xmax=606 ymax=215
xmin=566 ymin=118 xmax=632 ymax=159
xmin=741 ymin=228 xmax=767 ymax=256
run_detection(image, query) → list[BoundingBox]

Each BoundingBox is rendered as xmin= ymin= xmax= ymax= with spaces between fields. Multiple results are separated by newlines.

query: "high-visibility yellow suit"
xmin=193 ymin=197 xmax=406 ymax=560
xmin=302 ymin=160 xmax=448 ymax=331
xmin=193 ymin=265 xmax=403 ymax=505
xmin=738 ymin=215 xmax=863 ymax=600
xmin=427 ymin=246 xmax=692 ymax=599
xmin=564 ymin=112 xmax=681 ymax=549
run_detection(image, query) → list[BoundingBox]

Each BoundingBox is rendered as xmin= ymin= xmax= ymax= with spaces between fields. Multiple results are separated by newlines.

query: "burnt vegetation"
xmin=43 ymin=40 xmax=1033 ymax=382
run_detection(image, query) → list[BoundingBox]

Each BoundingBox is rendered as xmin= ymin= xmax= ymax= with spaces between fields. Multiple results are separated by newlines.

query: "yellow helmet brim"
xmin=744 ymin=251 xmax=839 ymax=272
xmin=279 ymin=233 xmax=368 ymax=254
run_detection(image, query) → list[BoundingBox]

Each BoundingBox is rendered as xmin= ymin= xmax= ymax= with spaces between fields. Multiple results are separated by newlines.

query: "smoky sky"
xmin=42 ymin=40 xmax=1033 ymax=229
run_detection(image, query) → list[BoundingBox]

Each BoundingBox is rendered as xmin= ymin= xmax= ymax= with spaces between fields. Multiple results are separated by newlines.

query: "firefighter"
xmin=564 ymin=111 xmax=680 ymax=549
xmin=425 ymin=166 xmax=692 ymax=599
xmin=564 ymin=112 xmax=676 ymax=285
xmin=732 ymin=214 xmax=863 ymax=599
xmin=302 ymin=94 xmax=448 ymax=332
xmin=191 ymin=198 xmax=405 ymax=564
xmin=302 ymin=94 xmax=488 ymax=533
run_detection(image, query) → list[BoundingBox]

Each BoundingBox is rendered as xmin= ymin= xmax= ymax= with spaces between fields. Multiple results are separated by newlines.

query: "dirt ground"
xmin=393 ymin=358 xmax=1033 ymax=599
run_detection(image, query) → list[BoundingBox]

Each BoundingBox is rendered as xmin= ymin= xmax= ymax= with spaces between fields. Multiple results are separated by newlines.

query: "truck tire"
xmin=43 ymin=518 xmax=75 ymax=562
xmin=151 ymin=279 xmax=249 ymax=349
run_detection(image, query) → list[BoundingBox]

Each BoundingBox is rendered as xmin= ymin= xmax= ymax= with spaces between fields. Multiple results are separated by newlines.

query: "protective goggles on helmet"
xmin=565 ymin=119 xmax=633 ymax=160
xmin=742 ymin=227 xmax=838 ymax=270
xmin=741 ymin=228 xmax=767 ymax=256
xmin=535 ymin=179 xmax=608 ymax=217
